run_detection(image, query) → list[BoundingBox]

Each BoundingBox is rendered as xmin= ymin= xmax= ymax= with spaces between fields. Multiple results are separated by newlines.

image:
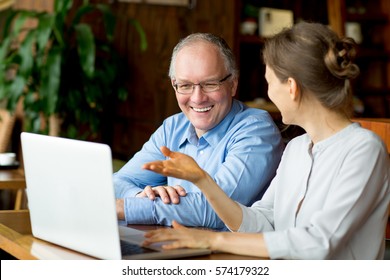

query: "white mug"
xmin=0 ymin=153 xmax=16 ymax=165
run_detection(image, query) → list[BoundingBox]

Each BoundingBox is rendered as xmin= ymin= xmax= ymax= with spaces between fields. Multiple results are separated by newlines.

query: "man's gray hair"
xmin=168 ymin=33 xmax=239 ymax=79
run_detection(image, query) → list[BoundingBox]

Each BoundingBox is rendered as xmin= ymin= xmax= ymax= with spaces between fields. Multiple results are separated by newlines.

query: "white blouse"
xmin=238 ymin=123 xmax=390 ymax=259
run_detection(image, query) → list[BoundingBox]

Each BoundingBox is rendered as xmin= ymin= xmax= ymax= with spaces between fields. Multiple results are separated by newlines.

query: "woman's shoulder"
xmin=284 ymin=123 xmax=388 ymax=154
xmin=350 ymin=123 xmax=387 ymax=149
xmin=329 ymin=123 xmax=388 ymax=157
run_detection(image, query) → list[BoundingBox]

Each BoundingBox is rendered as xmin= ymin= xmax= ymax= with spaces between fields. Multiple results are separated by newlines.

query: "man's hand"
xmin=135 ymin=185 xmax=186 ymax=204
xmin=116 ymin=199 xmax=125 ymax=220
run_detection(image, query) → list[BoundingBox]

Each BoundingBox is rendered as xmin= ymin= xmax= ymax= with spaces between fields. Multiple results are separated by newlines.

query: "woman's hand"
xmin=143 ymin=220 xmax=216 ymax=250
xmin=142 ymin=146 xmax=207 ymax=185
xmin=143 ymin=220 xmax=269 ymax=258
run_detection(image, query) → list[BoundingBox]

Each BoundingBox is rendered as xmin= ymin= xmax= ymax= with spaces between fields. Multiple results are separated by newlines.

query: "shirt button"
xmin=199 ymin=150 xmax=204 ymax=155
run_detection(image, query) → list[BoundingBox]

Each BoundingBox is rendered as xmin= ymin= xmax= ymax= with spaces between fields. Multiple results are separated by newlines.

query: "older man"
xmin=114 ymin=33 xmax=284 ymax=230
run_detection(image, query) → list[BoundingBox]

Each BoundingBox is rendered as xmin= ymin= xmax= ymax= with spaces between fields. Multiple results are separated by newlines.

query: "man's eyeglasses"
xmin=173 ymin=74 xmax=232 ymax=95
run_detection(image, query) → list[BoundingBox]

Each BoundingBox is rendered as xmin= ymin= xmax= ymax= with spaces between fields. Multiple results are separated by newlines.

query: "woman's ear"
xmin=288 ymin=78 xmax=299 ymax=101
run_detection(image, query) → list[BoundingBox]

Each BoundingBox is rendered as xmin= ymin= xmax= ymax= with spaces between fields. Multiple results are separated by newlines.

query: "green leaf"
xmin=0 ymin=36 xmax=10 ymax=58
xmin=31 ymin=116 xmax=42 ymax=133
xmin=72 ymin=4 xmax=94 ymax=25
xmin=128 ymin=19 xmax=148 ymax=51
xmin=40 ymin=48 xmax=62 ymax=115
xmin=118 ymin=88 xmax=128 ymax=101
xmin=53 ymin=0 xmax=73 ymax=35
xmin=0 ymin=86 xmax=4 ymax=100
xmin=0 ymin=37 xmax=11 ymax=83
xmin=75 ymin=24 xmax=95 ymax=78
xmin=54 ymin=0 xmax=73 ymax=14
xmin=1 ymin=10 xmax=18 ymax=39
xmin=35 ymin=13 xmax=55 ymax=54
xmin=66 ymin=124 xmax=79 ymax=139
xmin=18 ymin=30 xmax=35 ymax=76
xmin=96 ymin=4 xmax=116 ymax=41
xmin=4 ymin=10 xmax=35 ymax=38
xmin=6 ymin=75 xmax=25 ymax=111
xmin=71 ymin=3 xmax=117 ymax=42
xmin=23 ymin=90 xmax=38 ymax=108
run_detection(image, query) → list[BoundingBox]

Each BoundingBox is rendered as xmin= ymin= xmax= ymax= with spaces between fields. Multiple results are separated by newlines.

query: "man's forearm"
xmin=123 ymin=194 xmax=226 ymax=229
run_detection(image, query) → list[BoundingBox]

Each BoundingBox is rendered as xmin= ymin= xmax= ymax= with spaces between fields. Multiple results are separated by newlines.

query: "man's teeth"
xmin=193 ymin=106 xmax=212 ymax=112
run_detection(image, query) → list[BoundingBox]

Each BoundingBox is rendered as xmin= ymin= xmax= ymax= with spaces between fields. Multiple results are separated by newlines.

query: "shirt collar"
xmin=306 ymin=122 xmax=360 ymax=154
xmin=178 ymin=99 xmax=241 ymax=148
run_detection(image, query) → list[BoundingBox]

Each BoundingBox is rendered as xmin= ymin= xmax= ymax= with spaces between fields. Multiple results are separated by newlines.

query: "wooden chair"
xmin=353 ymin=118 xmax=390 ymax=242
xmin=353 ymin=118 xmax=390 ymax=154
xmin=0 ymin=108 xmax=26 ymax=210
xmin=0 ymin=169 xmax=26 ymax=210
xmin=0 ymin=109 xmax=15 ymax=153
xmin=0 ymin=209 xmax=30 ymax=234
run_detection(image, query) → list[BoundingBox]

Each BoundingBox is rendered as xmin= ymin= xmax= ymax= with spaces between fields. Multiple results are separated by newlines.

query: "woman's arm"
xmin=143 ymin=220 xmax=269 ymax=258
xmin=143 ymin=146 xmax=243 ymax=231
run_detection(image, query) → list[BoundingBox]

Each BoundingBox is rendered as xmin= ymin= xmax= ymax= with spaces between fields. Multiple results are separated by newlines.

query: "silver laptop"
xmin=21 ymin=132 xmax=211 ymax=260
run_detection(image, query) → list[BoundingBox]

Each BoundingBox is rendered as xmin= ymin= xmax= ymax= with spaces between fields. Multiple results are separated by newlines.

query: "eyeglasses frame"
xmin=173 ymin=73 xmax=232 ymax=95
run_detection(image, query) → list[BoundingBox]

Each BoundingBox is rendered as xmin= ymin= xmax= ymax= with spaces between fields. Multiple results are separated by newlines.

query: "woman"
xmin=142 ymin=22 xmax=390 ymax=259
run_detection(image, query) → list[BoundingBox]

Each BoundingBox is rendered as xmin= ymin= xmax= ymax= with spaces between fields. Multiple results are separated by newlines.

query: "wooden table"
xmin=0 ymin=210 xmax=262 ymax=260
xmin=0 ymin=168 xmax=26 ymax=210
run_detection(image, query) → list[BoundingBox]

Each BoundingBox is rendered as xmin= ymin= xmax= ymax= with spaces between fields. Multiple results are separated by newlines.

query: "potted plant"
xmin=0 ymin=0 xmax=146 ymax=140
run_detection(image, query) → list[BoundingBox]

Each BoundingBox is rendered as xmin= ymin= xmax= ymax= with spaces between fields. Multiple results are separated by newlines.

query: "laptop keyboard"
xmin=120 ymin=239 xmax=158 ymax=255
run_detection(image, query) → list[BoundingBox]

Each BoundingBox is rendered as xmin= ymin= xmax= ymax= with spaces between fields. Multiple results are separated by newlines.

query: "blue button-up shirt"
xmin=114 ymin=99 xmax=284 ymax=229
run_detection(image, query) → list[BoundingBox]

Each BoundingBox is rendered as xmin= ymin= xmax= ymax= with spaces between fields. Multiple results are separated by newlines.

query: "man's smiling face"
xmin=172 ymin=42 xmax=237 ymax=138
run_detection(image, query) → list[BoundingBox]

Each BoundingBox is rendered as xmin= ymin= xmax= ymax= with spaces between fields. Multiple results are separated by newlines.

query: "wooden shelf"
xmin=346 ymin=12 xmax=388 ymax=23
xmin=239 ymin=35 xmax=265 ymax=45
xmin=355 ymin=87 xmax=390 ymax=95
xmin=356 ymin=47 xmax=388 ymax=59
xmin=236 ymin=0 xmax=390 ymax=117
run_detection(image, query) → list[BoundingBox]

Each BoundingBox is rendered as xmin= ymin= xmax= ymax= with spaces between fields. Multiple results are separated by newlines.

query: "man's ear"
xmin=288 ymin=78 xmax=299 ymax=101
xmin=171 ymin=79 xmax=177 ymax=90
xmin=231 ymin=78 xmax=238 ymax=97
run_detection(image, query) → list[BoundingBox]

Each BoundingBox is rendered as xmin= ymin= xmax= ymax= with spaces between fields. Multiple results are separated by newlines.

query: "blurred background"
xmin=0 ymin=0 xmax=389 ymax=161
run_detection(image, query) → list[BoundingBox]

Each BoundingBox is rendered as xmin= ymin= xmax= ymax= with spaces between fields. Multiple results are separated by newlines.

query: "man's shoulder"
xmin=163 ymin=111 xmax=188 ymax=123
xmin=232 ymin=103 xmax=275 ymax=127
xmin=159 ymin=112 xmax=191 ymax=136
xmin=234 ymin=99 xmax=272 ymax=117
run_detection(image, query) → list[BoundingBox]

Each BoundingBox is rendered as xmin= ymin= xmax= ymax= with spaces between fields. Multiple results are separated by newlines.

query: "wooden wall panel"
xmin=10 ymin=0 xmax=52 ymax=31
xmin=327 ymin=0 xmax=346 ymax=36
xmin=381 ymin=0 xmax=390 ymax=88
xmin=13 ymin=0 xmax=52 ymax=11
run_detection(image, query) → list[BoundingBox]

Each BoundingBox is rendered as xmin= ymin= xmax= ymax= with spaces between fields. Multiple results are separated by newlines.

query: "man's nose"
xmin=191 ymin=84 xmax=208 ymax=101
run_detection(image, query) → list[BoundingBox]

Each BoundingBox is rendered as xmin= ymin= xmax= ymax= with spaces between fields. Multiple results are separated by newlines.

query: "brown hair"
xmin=263 ymin=22 xmax=360 ymax=115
